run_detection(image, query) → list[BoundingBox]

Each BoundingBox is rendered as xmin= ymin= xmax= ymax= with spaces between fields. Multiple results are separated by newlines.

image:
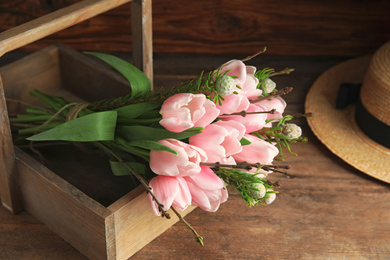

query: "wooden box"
xmin=0 ymin=0 xmax=196 ymax=258
xmin=0 ymin=44 xmax=195 ymax=259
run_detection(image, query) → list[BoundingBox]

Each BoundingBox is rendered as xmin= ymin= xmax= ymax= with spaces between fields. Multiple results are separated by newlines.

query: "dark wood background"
xmin=1 ymin=0 xmax=390 ymax=57
xmin=1 ymin=1 xmax=390 ymax=259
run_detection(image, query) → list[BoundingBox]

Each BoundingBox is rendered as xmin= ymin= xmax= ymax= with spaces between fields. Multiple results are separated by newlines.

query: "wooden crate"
xmin=0 ymin=44 xmax=195 ymax=259
xmin=0 ymin=0 xmax=195 ymax=259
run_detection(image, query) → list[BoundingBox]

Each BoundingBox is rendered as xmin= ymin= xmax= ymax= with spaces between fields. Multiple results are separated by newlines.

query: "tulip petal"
xmin=172 ymin=177 xmax=192 ymax=211
xmin=149 ymin=176 xmax=178 ymax=211
xmin=186 ymin=181 xmax=212 ymax=210
xmin=187 ymin=167 xmax=224 ymax=190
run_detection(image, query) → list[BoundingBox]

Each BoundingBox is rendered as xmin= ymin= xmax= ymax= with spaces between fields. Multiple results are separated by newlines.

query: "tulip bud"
xmin=216 ymin=75 xmax=236 ymax=96
xmin=283 ymin=123 xmax=302 ymax=139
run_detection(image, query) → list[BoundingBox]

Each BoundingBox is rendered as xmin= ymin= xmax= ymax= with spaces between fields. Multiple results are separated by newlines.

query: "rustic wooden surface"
xmin=0 ymin=54 xmax=389 ymax=259
xmin=1 ymin=0 xmax=390 ymax=57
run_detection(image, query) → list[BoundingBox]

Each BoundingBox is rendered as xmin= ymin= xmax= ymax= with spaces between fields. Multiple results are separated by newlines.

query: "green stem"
xmin=26 ymin=108 xmax=52 ymax=115
xmin=170 ymin=207 xmax=204 ymax=246
xmin=9 ymin=115 xmax=63 ymax=123
xmin=95 ymin=141 xmax=171 ymax=219
xmin=18 ymin=122 xmax=64 ymax=136
xmin=117 ymin=117 xmax=161 ymax=125
xmin=30 ymin=89 xmax=64 ymax=112
xmin=111 ymin=139 xmax=150 ymax=162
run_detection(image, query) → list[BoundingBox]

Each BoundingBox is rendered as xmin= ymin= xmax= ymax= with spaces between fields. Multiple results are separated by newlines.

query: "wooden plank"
xmin=107 ymin=186 xmax=197 ymax=259
xmin=15 ymin=147 xmax=113 ymax=260
xmin=0 ymin=0 xmax=133 ymax=58
xmin=0 ymin=46 xmax=62 ymax=107
xmin=111 ymin=191 xmax=196 ymax=260
xmin=1 ymin=0 xmax=389 ymax=56
xmin=0 ymin=76 xmax=21 ymax=213
xmin=131 ymin=0 xmax=153 ymax=86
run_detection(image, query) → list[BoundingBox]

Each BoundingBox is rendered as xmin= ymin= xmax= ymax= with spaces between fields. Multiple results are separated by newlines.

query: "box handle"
xmin=0 ymin=0 xmax=153 ymax=81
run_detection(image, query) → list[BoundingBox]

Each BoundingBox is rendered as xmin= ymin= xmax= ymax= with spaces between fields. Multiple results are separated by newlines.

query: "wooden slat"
xmin=131 ymin=0 xmax=153 ymax=86
xmin=108 ymin=185 xmax=196 ymax=259
xmin=1 ymin=0 xmax=389 ymax=56
xmin=0 ymin=76 xmax=21 ymax=213
xmin=16 ymin=147 xmax=113 ymax=260
xmin=0 ymin=0 xmax=133 ymax=58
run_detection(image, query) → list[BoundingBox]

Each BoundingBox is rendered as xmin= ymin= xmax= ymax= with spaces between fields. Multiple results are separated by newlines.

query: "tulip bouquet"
xmin=9 ymin=50 xmax=306 ymax=245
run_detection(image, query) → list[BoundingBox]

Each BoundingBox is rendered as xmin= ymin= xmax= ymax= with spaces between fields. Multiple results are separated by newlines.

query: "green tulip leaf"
xmin=240 ymin=137 xmax=252 ymax=146
xmin=117 ymin=125 xmax=203 ymax=142
xmin=27 ymin=111 xmax=117 ymax=142
xmin=114 ymin=102 xmax=161 ymax=120
xmin=85 ymin=52 xmax=151 ymax=97
xmin=127 ymin=140 xmax=178 ymax=154
xmin=109 ymin=159 xmax=149 ymax=176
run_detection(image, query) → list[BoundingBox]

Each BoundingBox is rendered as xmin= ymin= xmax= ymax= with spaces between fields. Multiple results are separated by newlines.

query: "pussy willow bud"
xmin=265 ymin=192 xmax=276 ymax=204
xmin=250 ymin=183 xmax=266 ymax=199
xmin=216 ymin=75 xmax=236 ymax=96
xmin=262 ymin=78 xmax=276 ymax=94
xmin=283 ymin=123 xmax=302 ymax=139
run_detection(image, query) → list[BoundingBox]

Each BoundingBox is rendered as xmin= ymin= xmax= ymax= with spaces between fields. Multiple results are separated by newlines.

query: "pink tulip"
xmin=216 ymin=61 xmax=263 ymax=115
xmin=159 ymin=93 xmax=220 ymax=133
xmin=148 ymin=175 xmax=192 ymax=216
xmin=184 ymin=166 xmax=228 ymax=212
xmin=246 ymin=65 xmax=257 ymax=76
xmin=219 ymin=60 xmax=247 ymax=87
xmin=241 ymin=73 xmax=262 ymax=99
xmin=219 ymin=60 xmax=262 ymax=96
xmin=150 ymin=139 xmax=207 ymax=176
xmin=233 ymin=134 xmax=279 ymax=165
xmin=189 ymin=120 xmax=245 ymax=164
xmin=220 ymin=103 xmax=268 ymax=134
xmin=251 ymin=96 xmax=286 ymax=127
xmin=216 ymin=92 xmax=249 ymax=115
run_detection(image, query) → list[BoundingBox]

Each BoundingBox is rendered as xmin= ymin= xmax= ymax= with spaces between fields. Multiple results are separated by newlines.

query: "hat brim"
xmin=305 ymin=56 xmax=390 ymax=183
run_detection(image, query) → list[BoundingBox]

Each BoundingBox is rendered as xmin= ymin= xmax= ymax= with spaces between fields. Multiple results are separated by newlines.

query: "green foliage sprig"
xmin=252 ymin=115 xmax=308 ymax=161
xmin=213 ymin=167 xmax=278 ymax=207
xmin=88 ymin=64 xmax=237 ymax=111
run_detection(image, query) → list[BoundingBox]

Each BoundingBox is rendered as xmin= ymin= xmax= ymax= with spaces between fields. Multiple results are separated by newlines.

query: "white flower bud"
xmin=283 ymin=123 xmax=302 ymax=139
xmin=250 ymin=183 xmax=266 ymax=199
xmin=216 ymin=75 xmax=236 ymax=96
xmin=263 ymin=78 xmax=276 ymax=94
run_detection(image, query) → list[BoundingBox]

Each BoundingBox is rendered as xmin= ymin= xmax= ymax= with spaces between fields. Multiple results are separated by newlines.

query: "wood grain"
xmin=0 ymin=54 xmax=389 ymax=259
xmin=16 ymin=148 xmax=112 ymax=260
xmin=1 ymin=0 xmax=390 ymax=56
xmin=0 ymin=0 xmax=133 ymax=57
xmin=0 ymin=77 xmax=21 ymax=213
xmin=131 ymin=0 xmax=153 ymax=86
xmin=0 ymin=0 xmax=154 ymax=83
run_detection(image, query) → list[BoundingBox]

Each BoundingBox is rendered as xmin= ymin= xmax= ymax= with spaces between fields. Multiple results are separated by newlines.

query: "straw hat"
xmin=305 ymin=41 xmax=390 ymax=183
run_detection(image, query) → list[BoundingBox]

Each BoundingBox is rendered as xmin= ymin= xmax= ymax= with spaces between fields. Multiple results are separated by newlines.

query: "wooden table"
xmin=0 ymin=54 xmax=389 ymax=259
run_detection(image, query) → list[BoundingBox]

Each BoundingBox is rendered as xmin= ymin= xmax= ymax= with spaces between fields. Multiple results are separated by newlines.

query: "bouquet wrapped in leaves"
xmin=10 ymin=51 xmax=306 ymax=245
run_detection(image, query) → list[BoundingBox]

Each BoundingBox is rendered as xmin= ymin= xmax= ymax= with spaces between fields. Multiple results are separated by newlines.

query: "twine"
xmin=34 ymin=102 xmax=89 ymax=134
xmin=30 ymin=102 xmax=90 ymax=162
xmin=66 ymin=103 xmax=90 ymax=122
